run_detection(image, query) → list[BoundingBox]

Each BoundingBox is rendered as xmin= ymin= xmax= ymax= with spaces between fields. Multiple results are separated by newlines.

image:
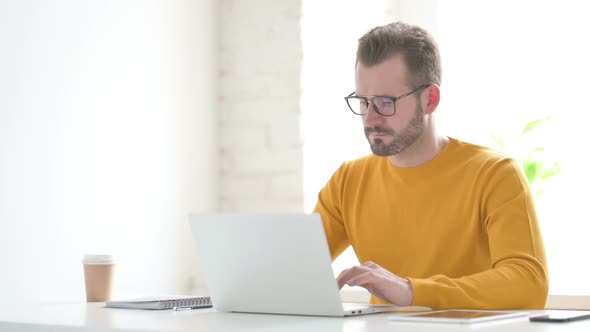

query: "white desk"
xmin=0 ymin=302 xmax=588 ymax=332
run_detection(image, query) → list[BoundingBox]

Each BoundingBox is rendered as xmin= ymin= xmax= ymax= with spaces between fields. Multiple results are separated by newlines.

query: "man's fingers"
xmin=337 ymin=263 xmax=412 ymax=306
xmin=340 ymin=272 xmax=386 ymax=298
xmin=336 ymin=274 xmax=347 ymax=289
xmin=361 ymin=261 xmax=400 ymax=280
xmin=343 ymin=272 xmax=394 ymax=303
xmin=344 ymin=272 xmax=372 ymax=288
xmin=337 ymin=264 xmax=403 ymax=289
xmin=336 ymin=268 xmax=352 ymax=288
xmin=337 ymin=266 xmax=371 ymax=288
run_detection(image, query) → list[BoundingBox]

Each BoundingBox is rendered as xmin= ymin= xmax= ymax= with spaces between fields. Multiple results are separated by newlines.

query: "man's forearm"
xmin=408 ymin=259 xmax=548 ymax=310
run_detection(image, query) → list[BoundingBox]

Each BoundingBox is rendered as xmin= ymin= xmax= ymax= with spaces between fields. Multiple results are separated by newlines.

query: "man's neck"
xmin=388 ymin=130 xmax=449 ymax=168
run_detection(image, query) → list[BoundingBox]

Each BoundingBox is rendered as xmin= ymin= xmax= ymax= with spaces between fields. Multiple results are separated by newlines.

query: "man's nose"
xmin=363 ymin=102 xmax=384 ymax=125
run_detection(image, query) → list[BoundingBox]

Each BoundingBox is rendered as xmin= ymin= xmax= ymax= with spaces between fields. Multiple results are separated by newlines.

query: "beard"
xmin=364 ymin=104 xmax=426 ymax=157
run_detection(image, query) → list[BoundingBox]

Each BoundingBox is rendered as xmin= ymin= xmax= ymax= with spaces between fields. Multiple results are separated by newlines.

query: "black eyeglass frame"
xmin=344 ymin=84 xmax=431 ymax=117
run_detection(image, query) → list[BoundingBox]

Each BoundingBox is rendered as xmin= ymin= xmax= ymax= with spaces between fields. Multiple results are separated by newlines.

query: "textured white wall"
xmin=0 ymin=0 xmax=217 ymax=302
xmin=218 ymin=0 xmax=303 ymax=213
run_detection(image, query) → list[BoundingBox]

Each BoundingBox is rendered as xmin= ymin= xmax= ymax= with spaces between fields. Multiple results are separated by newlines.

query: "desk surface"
xmin=0 ymin=302 xmax=588 ymax=332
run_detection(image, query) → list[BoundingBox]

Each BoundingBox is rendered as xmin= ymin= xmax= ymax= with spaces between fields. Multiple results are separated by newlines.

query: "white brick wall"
xmin=219 ymin=0 xmax=303 ymax=212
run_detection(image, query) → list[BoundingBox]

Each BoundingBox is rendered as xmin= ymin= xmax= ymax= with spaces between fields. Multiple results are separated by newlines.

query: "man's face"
xmin=355 ymin=55 xmax=426 ymax=157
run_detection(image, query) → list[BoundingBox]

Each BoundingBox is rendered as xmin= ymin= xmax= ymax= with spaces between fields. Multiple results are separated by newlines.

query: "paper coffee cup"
xmin=82 ymin=254 xmax=115 ymax=302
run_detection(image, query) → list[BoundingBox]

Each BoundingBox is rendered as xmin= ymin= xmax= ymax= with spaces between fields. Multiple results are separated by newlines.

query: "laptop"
xmin=189 ymin=213 xmax=430 ymax=317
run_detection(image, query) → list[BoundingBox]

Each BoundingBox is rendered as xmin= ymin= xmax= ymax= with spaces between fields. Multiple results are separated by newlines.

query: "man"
xmin=314 ymin=22 xmax=548 ymax=310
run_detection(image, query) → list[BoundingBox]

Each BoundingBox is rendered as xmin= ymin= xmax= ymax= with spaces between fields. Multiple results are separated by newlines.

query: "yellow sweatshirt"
xmin=314 ymin=137 xmax=548 ymax=310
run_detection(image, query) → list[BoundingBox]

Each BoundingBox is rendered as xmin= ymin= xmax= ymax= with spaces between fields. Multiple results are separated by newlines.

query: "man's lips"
xmin=365 ymin=127 xmax=394 ymax=138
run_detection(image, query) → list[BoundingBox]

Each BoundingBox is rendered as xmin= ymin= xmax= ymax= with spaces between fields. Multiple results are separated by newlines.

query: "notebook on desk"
xmin=189 ymin=213 xmax=431 ymax=317
xmin=105 ymin=295 xmax=212 ymax=310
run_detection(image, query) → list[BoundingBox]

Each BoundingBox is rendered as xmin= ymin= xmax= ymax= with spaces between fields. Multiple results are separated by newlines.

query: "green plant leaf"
xmin=522 ymin=160 xmax=541 ymax=184
xmin=541 ymin=162 xmax=560 ymax=180
xmin=490 ymin=116 xmax=559 ymax=198
xmin=522 ymin=116 xmax=552 ymax=135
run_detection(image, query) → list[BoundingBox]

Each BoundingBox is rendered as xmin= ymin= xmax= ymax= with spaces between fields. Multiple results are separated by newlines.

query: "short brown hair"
xmin=356 ymin=22 xmax=441 ymax=87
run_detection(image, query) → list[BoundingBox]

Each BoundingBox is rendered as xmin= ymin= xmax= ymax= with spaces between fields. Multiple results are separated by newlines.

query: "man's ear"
xmin=425 ymin=84 xmax=440 ymax=114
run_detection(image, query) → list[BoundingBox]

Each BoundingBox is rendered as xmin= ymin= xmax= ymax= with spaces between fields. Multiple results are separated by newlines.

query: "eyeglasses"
xmin=344 ymin=84 xmax=431 ymax=116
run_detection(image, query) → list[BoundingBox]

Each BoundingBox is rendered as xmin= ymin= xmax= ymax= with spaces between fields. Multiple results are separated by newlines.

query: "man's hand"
xmin=337 ymin=261 xmax=413 ymax=306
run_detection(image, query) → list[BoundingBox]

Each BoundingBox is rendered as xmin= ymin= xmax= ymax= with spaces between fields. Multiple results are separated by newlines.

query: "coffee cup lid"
xmin=82 ymin=254 xmax=114 ymax=265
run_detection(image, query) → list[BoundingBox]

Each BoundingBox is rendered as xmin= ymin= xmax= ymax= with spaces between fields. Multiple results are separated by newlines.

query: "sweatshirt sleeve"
xmin=409 ymin=159 xmax=549 ymax=309
xmin=313 ymin=163 xmax=350 ymax=261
